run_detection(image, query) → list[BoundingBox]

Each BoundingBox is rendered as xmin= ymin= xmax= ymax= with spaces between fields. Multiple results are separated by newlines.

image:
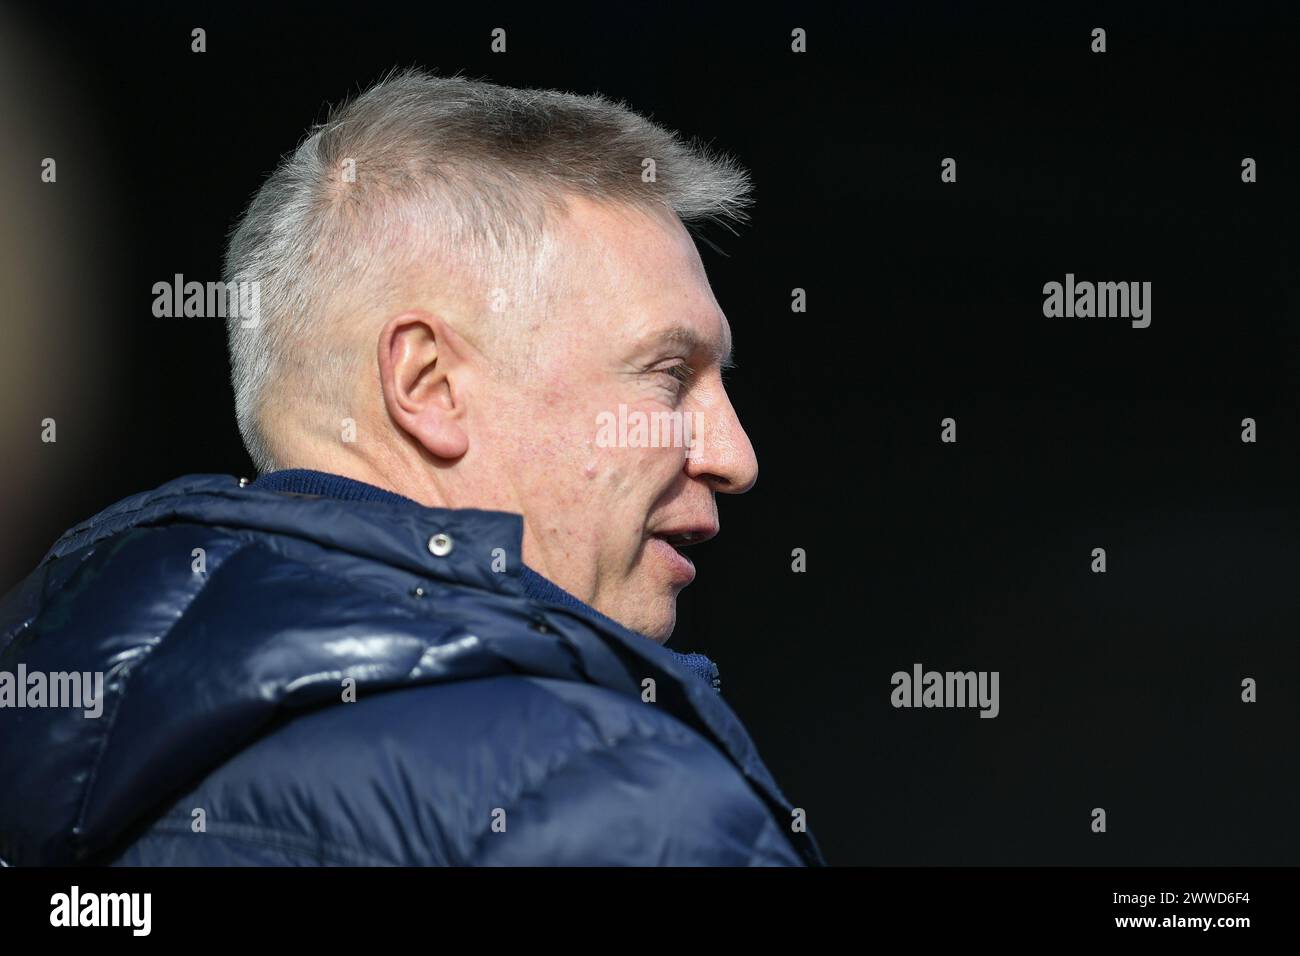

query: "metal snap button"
xmin=427 ymin=533 xmax=454 ymax=557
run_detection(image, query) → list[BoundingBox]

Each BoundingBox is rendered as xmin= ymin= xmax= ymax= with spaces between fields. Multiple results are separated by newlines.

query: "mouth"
xmin=656 ymin=529 xmax=717 ymax=548
xmin=647 ymin=524 xmax=719 ymax=585
xmin=652 ymin=522 xmax=720 ymax=550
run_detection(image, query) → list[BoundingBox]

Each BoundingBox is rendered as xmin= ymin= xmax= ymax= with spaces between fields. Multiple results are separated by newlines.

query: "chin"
xmin=644 ymin=625 xmax=674 ymax=644
xmin=596 ymin=571 xmax=680 ymax=642
xmin=610 ymin=600 xmax=676 ymax=643
xmin=639 ymin=605 xmax=677 ymax=644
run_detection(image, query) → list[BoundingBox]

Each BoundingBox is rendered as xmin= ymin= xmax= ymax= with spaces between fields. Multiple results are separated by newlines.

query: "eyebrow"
xmin=645 ymin=322 xmax=735 ymax=369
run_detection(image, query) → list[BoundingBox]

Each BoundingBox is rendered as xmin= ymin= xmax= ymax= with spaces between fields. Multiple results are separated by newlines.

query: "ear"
xmin=377 ymin=310 xmax=470 ymax=461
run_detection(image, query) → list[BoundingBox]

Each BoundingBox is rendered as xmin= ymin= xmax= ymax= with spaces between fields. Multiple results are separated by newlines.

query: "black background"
xmin=4 ymin=0 xmax=1298 ymax=865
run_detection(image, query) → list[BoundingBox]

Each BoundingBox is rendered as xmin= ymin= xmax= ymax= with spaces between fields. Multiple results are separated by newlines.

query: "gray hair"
xmin=224 ymin=67 xmax=753 ymax=474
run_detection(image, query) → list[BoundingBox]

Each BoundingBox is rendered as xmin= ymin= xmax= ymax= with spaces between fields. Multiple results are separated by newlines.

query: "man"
xmin=0 ymin=70 xmax=824 ymax=866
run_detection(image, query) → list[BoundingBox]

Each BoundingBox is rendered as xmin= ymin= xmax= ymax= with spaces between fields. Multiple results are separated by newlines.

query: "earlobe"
xmin=378 ymin=311 xmax=470 ymax=461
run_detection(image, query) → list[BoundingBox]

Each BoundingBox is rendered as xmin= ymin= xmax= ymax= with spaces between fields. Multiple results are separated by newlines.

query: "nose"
xmin=683 ymin=385 xmax=758 ymax=494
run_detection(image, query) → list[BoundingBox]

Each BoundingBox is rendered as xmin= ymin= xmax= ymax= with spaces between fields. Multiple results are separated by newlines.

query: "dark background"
xmin=3 ymin=0 xmax=1298 ymax=864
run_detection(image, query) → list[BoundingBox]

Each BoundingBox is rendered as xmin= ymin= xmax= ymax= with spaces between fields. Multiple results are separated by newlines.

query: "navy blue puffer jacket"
xmin=0 ymin=473 xmax=824 ymax=866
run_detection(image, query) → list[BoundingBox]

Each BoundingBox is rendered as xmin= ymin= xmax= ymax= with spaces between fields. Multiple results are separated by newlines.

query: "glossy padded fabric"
xmin=0 ymin=475 xmax=824 ymax=866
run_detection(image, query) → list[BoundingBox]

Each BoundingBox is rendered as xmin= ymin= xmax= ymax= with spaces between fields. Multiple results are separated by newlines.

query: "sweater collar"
xmin=251 ymin=469 xmax=721 ymax=693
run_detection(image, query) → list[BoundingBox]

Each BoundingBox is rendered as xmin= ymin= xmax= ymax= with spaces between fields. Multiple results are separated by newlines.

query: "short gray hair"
xmin=224 ymin=67 xmax=753 ymax=474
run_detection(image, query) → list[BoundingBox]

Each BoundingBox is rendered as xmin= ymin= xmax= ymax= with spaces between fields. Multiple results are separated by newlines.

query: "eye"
xmin=656 ymin=361 xmax=696 ymax=394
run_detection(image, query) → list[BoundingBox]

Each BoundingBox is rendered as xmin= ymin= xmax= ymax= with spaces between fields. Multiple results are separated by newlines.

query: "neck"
xmin=274 ymin=437 xmax=453 ymax=509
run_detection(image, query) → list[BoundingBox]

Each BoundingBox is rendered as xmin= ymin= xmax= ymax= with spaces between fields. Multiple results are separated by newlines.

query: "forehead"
xmin=547 ymin=196 xmax=732 ymax=361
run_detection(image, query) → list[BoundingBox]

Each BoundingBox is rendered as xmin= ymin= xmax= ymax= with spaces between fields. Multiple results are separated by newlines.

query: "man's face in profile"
xmin=474 ymin=197 xmax=758 ymax=641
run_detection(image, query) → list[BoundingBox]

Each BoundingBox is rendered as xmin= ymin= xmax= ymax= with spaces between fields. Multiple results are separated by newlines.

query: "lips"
xmin=647 ymin=522 xmax=718 ymax=585
xmin=651 ymin=525 xmax=719 ymax=551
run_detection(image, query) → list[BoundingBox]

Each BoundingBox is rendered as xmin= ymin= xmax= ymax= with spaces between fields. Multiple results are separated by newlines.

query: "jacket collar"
xmin=250 ymin=469 xmax=722 ymax=693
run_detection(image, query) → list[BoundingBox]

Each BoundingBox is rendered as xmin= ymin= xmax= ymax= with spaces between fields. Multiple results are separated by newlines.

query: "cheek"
xmin=580 ymin=447 xmax=630 ymax=497
xmin=575 ymin=397 xmax=684 ymax=499
xmin=637 ymin=441 xmax=688 ymax=480
xmin=578 ymin=447 xmax=664 ymax=513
